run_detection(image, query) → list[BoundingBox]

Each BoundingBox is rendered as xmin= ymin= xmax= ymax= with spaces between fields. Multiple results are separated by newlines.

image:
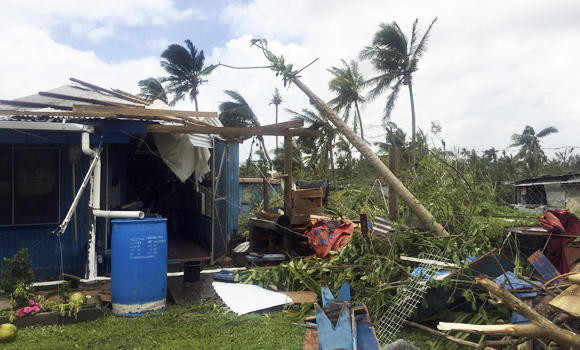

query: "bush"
xmin=0 ymin=248 xmax=34 ymax=296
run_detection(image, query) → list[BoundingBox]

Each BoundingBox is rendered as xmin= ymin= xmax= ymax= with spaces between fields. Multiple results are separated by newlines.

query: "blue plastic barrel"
xmin=111 ymin=218 xmax=167 ymax=317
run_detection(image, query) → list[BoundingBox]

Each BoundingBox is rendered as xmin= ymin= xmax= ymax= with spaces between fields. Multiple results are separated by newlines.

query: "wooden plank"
xmin=74 ymin=104 xmax=217 ymax=118
xmin=0 ymin=99 xmax=73 ymax=110
xmin=281 ymin=291 xmax=317 ymax=304
xmin=528 ymin=250 xmax=560 ymax=281
xmin=284 ymin=136 xmax=293 ymax=218
xmin=70 ymin=77 xmax=152 ymax=106
xmin=146 ymin=123 xmax=322 ymax=137
xmin=549 ymin=284 xmax=580 ymax=316
xmin=260 ymin=119 xmax=303 ymax=130
xmin=38 ymin=91 xmax=135 ymax=107
xmin=0 ymin=109 xmax=116 ymax=118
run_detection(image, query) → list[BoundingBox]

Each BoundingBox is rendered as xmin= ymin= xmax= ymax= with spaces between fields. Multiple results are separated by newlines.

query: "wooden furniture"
xmin=248 ymin=218 xmax=307 ymax=255
xmin=291 ymin=188 xmax=323 ymax=225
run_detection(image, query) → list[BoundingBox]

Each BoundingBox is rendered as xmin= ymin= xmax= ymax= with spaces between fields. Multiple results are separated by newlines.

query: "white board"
xmin=212 ymin=282 xmax=293 ymax=315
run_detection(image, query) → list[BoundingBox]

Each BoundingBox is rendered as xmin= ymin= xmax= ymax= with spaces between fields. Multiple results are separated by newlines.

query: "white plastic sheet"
xmin=212 ymin=282 xmax=293 ymax=315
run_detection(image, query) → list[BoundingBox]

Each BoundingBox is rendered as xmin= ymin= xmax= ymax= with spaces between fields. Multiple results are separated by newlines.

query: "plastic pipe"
xmin=93 ymin=210 xmax=144 ymax=219
xmin=82 ymin=132 xmax=101 ymax=281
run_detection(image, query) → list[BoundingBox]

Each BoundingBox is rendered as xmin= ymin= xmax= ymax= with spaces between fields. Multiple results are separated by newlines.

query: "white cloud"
xmin=145 ymin=38 xmax=170 ymax=51
xmin=2 ymin=0 xmax=205 ymax=41
xmin=0 ymin=0 xmax=578 ymax=162
xmin=0 ymin=24 xmax=163 ymax=100
xmin=219 ymin=0 xmax=580 ymax=157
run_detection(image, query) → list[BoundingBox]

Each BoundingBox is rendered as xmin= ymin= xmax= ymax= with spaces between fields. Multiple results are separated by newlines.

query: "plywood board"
xmin=549 ymin=284 xmax=580 ymax=317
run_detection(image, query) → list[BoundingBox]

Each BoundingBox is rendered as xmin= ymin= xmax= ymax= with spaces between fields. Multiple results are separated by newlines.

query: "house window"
xmin=0 ymin=147 xmax=60 ymax=225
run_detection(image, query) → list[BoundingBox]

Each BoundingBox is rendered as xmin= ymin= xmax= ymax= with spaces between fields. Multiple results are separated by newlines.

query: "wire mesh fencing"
xmin=375 ymin=248 xmax=450 ymax=345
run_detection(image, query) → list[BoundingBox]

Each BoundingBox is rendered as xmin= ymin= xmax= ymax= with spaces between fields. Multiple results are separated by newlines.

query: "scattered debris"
xmin=212 ymin=281 xmax=292 ymax=315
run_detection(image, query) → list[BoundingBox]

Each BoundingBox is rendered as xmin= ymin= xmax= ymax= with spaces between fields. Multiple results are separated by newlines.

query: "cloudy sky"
xmin=1 ymin=0 xmax=578 ymax=159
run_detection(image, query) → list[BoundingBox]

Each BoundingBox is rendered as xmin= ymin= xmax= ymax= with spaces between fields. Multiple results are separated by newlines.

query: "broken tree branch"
xmin=405 ymin=321 xmax=494 ymax=350
xmin=438 ymin=277 xmax=580 ymax=348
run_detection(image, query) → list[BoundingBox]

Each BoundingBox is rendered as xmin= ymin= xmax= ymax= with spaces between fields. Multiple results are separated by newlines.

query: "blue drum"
xmin=111 ymin=218 xmax=167 ymax=316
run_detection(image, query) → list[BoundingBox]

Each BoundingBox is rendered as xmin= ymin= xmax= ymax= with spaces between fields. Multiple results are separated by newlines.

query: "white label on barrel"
xmin=128 ymin=235 xmax=166 ymax=260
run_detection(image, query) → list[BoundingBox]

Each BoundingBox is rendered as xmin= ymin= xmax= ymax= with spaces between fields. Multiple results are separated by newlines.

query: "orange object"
xmin=307 ymin=219 xmax=354 ymax=258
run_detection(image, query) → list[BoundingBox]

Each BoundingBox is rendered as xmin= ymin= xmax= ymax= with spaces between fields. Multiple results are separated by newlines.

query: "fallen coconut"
xmin=69 ymin=291 xmax=86 ymax=304
xmin=0 ymin=323 xmax=17 ymax=343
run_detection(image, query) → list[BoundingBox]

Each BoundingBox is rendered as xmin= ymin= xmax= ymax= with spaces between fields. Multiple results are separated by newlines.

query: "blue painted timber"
xmin=111 ymin=218 xmax=167 ymax=317
xmin=0 ymin=144 xmax=90 ymax=281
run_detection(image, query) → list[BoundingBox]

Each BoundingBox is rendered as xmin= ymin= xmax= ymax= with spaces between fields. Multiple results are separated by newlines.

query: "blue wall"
xmin=0 ymin=144 xmax=91 ymax=281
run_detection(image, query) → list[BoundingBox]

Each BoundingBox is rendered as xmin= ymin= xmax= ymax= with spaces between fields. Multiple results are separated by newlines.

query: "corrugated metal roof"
xmin=514 ymin=173 xmax=580 ymax=186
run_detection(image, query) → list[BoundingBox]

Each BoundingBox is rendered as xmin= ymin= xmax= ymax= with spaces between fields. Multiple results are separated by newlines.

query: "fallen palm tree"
xmin=249 ymin=39 xmax=450 ymax=237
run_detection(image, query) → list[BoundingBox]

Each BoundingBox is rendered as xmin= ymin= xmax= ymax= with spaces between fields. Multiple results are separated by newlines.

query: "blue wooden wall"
xmin=0 ymin=144 xmax=91 ymax=281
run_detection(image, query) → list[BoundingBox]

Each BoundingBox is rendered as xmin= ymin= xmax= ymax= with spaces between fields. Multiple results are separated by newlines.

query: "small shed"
xmin=513 ymin=173 xmax=580 ymax=214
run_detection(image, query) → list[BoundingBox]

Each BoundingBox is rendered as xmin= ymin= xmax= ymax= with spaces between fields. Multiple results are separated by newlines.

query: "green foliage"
xmin=1 ymin=248 xmax=33 ymax=296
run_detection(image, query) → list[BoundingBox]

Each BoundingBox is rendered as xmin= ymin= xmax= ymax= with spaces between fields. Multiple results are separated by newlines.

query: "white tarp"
xmin=212 ymin=282 xmax=293 ymax=315
xmin=148 ymin=99 xmax=213 ymax=182
xmin=153 ymin=132 xmax=211 ymax=182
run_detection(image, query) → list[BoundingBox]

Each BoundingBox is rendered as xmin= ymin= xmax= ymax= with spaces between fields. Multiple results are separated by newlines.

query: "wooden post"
xmin=284 ymin=136 xmax=293 ymax=218
xmin=263 ymin=167 xmax=270 ymax=212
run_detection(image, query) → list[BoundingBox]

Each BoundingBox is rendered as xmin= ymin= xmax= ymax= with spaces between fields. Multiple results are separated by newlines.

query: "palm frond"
xmin=411 ymin=17 xmax=437 ymax=61
xmin=536 ymin=126 xmax=558 ymax=138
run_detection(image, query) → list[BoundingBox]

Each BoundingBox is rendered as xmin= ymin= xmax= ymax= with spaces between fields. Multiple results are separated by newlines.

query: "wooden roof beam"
xmin=73 ymin=105 xmax=217 ymax=119
xmin=0 ymin=99 xmax=73 ymax=111
xmin=38 ymin=91 xmax=135 ymax=108
xmin=70 ymin=78 xmax=152 ymax=106
xmin=146 ymin=124 xmax=322 ymax=137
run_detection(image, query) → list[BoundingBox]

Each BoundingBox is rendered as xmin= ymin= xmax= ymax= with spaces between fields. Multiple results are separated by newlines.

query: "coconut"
xmin=0 ymin=323 xmax=17 ymax=343
xmin=69 ymin=291 xmax=86 ymax=304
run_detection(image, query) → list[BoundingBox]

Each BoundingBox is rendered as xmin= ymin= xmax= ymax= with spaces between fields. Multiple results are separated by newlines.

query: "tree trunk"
xmin=388 ymin=128 xmax=398 ymax=220
xmin=275 ymin=105 xmax=279 ymax=150
xmin=193 ymin=95 xmax=199 ymax=112
xmin=292 ymin=78 xmax=449 ymax=237
xmin=465 ymin=277 xmax=580 ymax=348
xmin=407 ymin=79 xmax=416 ymax=165
xmin=354 ymin=100 xmax=364 ymax=140
xmin=259 ymin=137 xmax=274 ymax=170
xmin=329 ymin=138 xmax=336 ymax=183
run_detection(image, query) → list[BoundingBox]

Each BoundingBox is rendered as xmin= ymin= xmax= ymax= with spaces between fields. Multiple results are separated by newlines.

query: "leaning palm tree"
xmin=137 ymin=77 xmax=168 ymax=104
xmin=160 ymin=40 xmax=216 ymax=110
xmin=269 ymin=88 xmax=283 ymax=149
xmin=218 ymin=90 xmax=273 ymax=169
xmin=510 ymin=125 xmax=558 ymax=175
xmin=327 ymin=59 xmax=366 ymax=139
xmin=360 ymin=18 xmax=437 ymax=154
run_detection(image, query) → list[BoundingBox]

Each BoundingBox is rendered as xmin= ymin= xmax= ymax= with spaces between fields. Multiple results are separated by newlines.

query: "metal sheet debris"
xmin=212 ymin=281 xmax=293 ymax=315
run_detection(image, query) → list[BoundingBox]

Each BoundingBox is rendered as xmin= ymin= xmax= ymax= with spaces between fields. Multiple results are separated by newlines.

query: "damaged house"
xmin=513 ymin=173 xmax=580 ymax=214
xmin=0 ymin=79 xmax=240 ymax=281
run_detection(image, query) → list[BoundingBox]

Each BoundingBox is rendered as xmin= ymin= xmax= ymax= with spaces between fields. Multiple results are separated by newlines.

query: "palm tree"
xmin=360 ymin=18 xmax=437 ymax=155
xmin=160 ymin=40 xmax=216 ymax=110
xmin=327 ymin=59 xmax=366 ymax=139
xmin=510 ymin=125 xmax=558 ymax=175
xmin=137 ymin=77 xmax=168 ymax=104
xmin=269 ymin=88 xmax=283 ymax=149
xmin=287 ymin=108 xmax=337 ymax=181
xmin=218 ymin=90 xmax=273 ymax=169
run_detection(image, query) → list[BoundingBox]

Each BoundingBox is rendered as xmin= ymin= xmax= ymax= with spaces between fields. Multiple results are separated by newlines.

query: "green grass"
xmin=3 ymin=302 xmax=304 ymax=350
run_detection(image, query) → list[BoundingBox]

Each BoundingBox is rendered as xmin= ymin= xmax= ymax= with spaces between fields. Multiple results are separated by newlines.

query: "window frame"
xmin=0 ymin=146 xmax=61 ymax=226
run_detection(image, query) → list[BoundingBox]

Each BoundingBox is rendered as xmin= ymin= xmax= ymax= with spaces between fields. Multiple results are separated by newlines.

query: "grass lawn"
xmin=3 ymin=302 xmax=305 ymax=349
